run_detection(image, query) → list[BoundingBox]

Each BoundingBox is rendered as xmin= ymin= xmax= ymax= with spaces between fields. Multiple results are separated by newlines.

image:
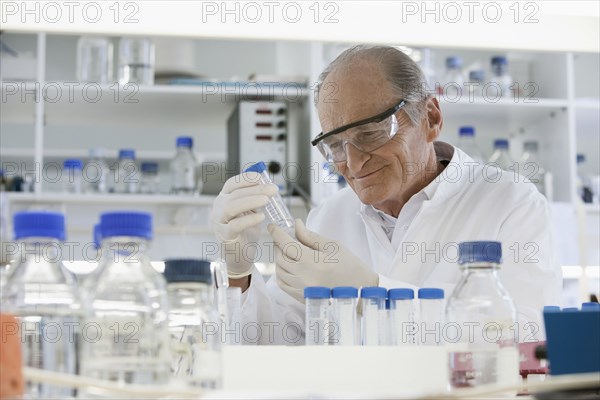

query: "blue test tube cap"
xmin=418 ymin=288 xmax=445 ymax=300
xmin=581 ymin=302 xmax=600 ymax=311
xmin=562 ymin=307 xmax=579 ymax=312
xmin=388 ymin=288 xmax=415 ymax=300
xmin=244 ymin=161 xmax=267 ymax=174
xmin=100 ymin=211 xmax=153 ymax=240
xmin=331 ymin=286 xmax=358 ymax=298
xmin=360 ymin=287 xmax=387 ymax=299
xmin=63 ymin=159 xmax=83 ymax=170
xmin=119 ymin=149 xmax=136 ymax=160
xmin=459 ymin=126 xmax=475 ymax=137
xmin=304 ymin=286 xmax=330 ymax=299
xmin=14 ymin=211 xmax=66 ymax=241
xmin=543 ymin=305 xmax=561 ymax=312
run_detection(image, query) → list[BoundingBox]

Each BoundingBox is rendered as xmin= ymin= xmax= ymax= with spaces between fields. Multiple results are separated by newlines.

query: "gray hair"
xmin=314 ymin=45 xmax=429 ymax=126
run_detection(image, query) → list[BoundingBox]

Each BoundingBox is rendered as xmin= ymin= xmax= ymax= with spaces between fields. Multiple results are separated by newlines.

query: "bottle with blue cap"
xmin=467 ymin=70 xmax=485 ymax=98
xmin=418 ymin=287 xmax=445 ymax=346
xmin=140 ymin=161 xmax=160 ymax=194
xmin=445 ymin=241 xmax=518 ymax=389
xmin=388 ymin=288 xmax=416 ymax=346
xmin=441 ymin=56 xmax=464 ymax=100
xmin=62 ymin=158 xmax=83 ymax=193
xmin=163 ymin=259 xmax=221 ymax=388
xmin=360 ymin=286 xmax=387 ymax=346
xmin=488 ymin=139 xmax=515 ymax=171
xmin=171 ymin=136 xmax=198 ymax=195
xmin=489 ymin=56 xmax=512 ymax=98
xmin=81 ymin=211 xmax=171 ymax=390
xmin=114 ymin=148 xmax=139 ymax=194
xmin=1 ymin=211 xmax=82 ymax=398
xmin=331 ymin=286 xmax=359 ymax=345
xmin=86 ymin=148 xmax=111 ymax=194
xmin=243 ymin=161 xmax=295 ymax=235
xmin=304 ymin=286 xmax=331 ymax=345
xmin=457 ymin=126 xmax=485 ymax=165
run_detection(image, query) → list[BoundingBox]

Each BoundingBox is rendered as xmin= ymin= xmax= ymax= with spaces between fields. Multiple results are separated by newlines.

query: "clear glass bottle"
xmin=81 ymin=211 xmax=171 ymax=393
xmin=244 ymin=161 xmax=295 ymax=235
xmin=488 ymin=139 xmax=515 ymax=171
xmin=140 ymin=161 xmax=160 ymax=194
xmin=118 ymin=37 xmax=155 ymax=85
xmin=171 ymin=137 xmax=197 ymax=195
xmin=77 ymin=36 xmax=113 ymax=83
xmin=489 ymin=56 xmax=512 ymax=98
xmin=114 ymin=149 xmax=139 ymax=194
xmin=1 ymin=211 xmax=82 ymax=398
xmin=62 ymin=158 xmax=83 ymax=193
xmin=440 ymin=56 xmax=464 ymax=100
xmin=520 ymin=141 xmax=546 ymax=195
xmin=304 ymin=286 xmax=331 ymax=346
xmin=466 ymin=70 xmax=485 ymax=99
xmin=446 ymin=241 xmax=519 ymax=389
xmin=457 ymin=126 xmax=486 ymax=165
xmin=163 ymin=259 xmax=222 ymax=389
xmin=360 ymin=286 xmax=387 ymax=346
xmin=331 ymin=286 xmax=358 ymax=346
xmin=388 ymin=288 xmax=416 ymax=346
xmin=418 ymin=288 xmax=445 ymax=346
xmin=85 ymin=148 xmax=111 ymax=193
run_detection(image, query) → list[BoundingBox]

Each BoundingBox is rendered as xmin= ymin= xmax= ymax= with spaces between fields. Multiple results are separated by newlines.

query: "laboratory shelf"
xmin=0 ymin=81 xmax=37 ymax=125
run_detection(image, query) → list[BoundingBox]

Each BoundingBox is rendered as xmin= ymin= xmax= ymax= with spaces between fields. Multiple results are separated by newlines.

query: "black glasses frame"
xmin=311 ymin=99 xmax=406 ymax=147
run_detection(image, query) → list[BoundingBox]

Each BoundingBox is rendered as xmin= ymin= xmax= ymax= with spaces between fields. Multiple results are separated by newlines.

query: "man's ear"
xmin=424 ymin=97 xmax=443 ymax=142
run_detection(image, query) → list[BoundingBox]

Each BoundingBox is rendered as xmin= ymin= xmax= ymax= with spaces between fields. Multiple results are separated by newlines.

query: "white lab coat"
xmin=238 ymin=143 xmax=562 ymax=345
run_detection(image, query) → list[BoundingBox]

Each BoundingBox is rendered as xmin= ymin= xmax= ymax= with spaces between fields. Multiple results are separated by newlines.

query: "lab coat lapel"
xmin=360 ymin=213 xmax=396 ymax=276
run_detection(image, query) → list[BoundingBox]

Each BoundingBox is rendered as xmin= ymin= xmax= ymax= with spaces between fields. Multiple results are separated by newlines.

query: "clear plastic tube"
xmin=360 ymin=287 xmax=386 ymax=346
xmin=418 ymin=288 xmax=445 ymax=346
xmin=304 ymin=286 xmax=331 ymax=346
xmin=331 ymin=287 xmax=358 ymax=345
xmin=388 ymin=288 xmax=416 ymax=346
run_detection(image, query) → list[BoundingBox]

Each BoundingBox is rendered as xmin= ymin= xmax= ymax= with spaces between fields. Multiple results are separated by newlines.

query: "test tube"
xmin=388 ymin=288 xmax=416 ymax=346
xmin=418 ymin=288 xmax=445 ymax=346
xmin=243 ymin=162 xmax=295 ymax=234
xmin=304 ymin=286 xmax=331 ymax=346
xmin=331 ymin=287 xmax=358 ymax=346
xmin=360 ymin=287 xmax=387 ymax=346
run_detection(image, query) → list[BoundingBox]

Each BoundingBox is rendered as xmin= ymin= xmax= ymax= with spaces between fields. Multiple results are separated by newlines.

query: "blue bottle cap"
xmin=100 ymin=211 xmax=152 ymax=240
xmin=469 ymin=70 xmax=485 ymax=81
xmin=304 ymin=286 xmax=330 ymax=299
xmin=93 ymin=223 xmax=102 ymax=249
xmin=119 ymin=149 xmax=136 ymax=160
xmin=63 ymin=159 xmax=83 ymax=170
xmin=163 ymin=259 xmax=212 ymax=284
xmin=491 ymin=56 xmax=508 ymax=66
xmin=581 ymin=302 xmax=600 ymax=310
xmin=562 ymin=307 xmax=579 ymax=312
xmin=388 ymin=288 xmax=415 ymax=300
xmin=494 ymin=139 xmax=509 ymax=149
xmin=577 ymin=154 xmax=585 ymax=163
xmin=459 ymin=126 xmax=475 ymax=137
xmin=176 ymin=136 xmax=193 ymax=148
xmin=331 ymin=286 xmax=358 ymax=298
xmin=385 ymin=298 xmax=390 ymax=310
xmin=458 ymin=241 xmax=502 ymax=264
xmin=14 ymin=211 xmax=65 ymax=241
xmin=360 ymin=286 xmax=387 ymax=299
xmin=141 ymin=162 xmax=159 ymax=174
xmin=418 ymin=288 xmax=444 ymax=300
xmin=543 ymin=305 xmax=561 ymax=312
xmin=244 ymin=161 xmax=267 ymax=174
xmin=446 ymin=56 xmax=462 ymax=69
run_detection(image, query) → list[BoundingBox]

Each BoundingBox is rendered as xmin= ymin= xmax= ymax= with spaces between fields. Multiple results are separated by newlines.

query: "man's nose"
xmin=344 ymin=141 xmax=370 ymax=172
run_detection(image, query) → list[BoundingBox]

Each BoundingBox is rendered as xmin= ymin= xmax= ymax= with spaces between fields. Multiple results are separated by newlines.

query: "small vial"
xmin=140 ymin=162 xmax=160 ymax=194
xmin=388 ymin=288 xmax=416 ymax=346
xmin=114 ymin=149 xmax=139 ymax=194
xmin=62 ymin=159 xmax=83 ymax=193
xmin=543 ymin=305 xmax=561 ymax=312
xmin=418 ymin=288 xmax=445 ymax=346
xmin=244 ymin=161 xmax=294 ymax=234
xmin=360 ymin=286 xmax=386 ymax=346
xmin=467 ymin=70 xmax=485 ymax=98
xmin=490 ymin=56 xmax=512 ymax=98
xmin=304 ymin=286 xmax=330 ymax=346
xmin=582 ymin=302 xmax=600 ymax=311
xmin=86 ymin=148 xmax=111 ymax=193
xmin=488 ymin=139 xmax=514 ymax=171
xmin=331 ymin=287 xmax=358 ymax=346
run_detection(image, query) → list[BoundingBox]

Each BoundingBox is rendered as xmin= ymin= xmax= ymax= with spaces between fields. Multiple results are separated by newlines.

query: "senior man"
xmin=211 ymin=45 xmax=561 ymax=345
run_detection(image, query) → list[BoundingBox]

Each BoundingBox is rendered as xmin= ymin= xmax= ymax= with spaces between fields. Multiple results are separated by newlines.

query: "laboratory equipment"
xmin=114 ymin=149 xmax=138 ymax=194
xmin=305 ymin=286 xmax=331 ymax=346
xmin=171 ymin=137 xmax=197 ymax=195
xmin=331 ymin=286 xmax=358 ymax=345
xmin=446 ymin=241 xmax=519 ymax=389
xmin=457 ymin=126 xmax=485 ymax=165
xmin=81 ymin=211 xmax=171 ymax=391
xmin=360 ymin=286 xmax=387 ymax=346
xmin=118 ymin=37 xmax=155 ymax=85
xmin=225 ymin=287 xmax=242 ymax=345
xmin=418 ymin=288 xmax=445 ymax=346
xmin=440 ymin=56 xmax=464 ymax=100
xmin=388 ymin=288 xmax=416 ymax=346
xmin=163 ymin=259 xmax=222 ymax=389
xmin=488 ymin=139 xmax=515 ymax=171
xmin=489 ymin=56 xmax=512 ymax=98
xmin=85 ymin=148 xmax=111 ymax=193
xmin=576 ymin=154 xmax=593 ymax=203
xmin=62 ymin=159 xmax=83 ymax=193
xmin=581 ymin=302 xmax=600 ymax=310
xmin=520 ymin=141 xmax=546 ymax=195
xmin=77 ymin=36 xmax=113 ymax=83
xmin=1 ymin=211 xmax=82 ymax=398
xmin=243 ymin=161 xmax=295 ymax=235
xmin=140 ymin=161 xmax=160 ymax=194
xmin=466 ymin=70 xmax=485 ymax=98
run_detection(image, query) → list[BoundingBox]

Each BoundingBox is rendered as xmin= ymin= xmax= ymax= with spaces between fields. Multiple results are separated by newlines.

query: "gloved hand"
xmin=268 ymin=219 xmax=379 ymax=302
xmin=210 ymin=172 xmax=278 ymax=278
